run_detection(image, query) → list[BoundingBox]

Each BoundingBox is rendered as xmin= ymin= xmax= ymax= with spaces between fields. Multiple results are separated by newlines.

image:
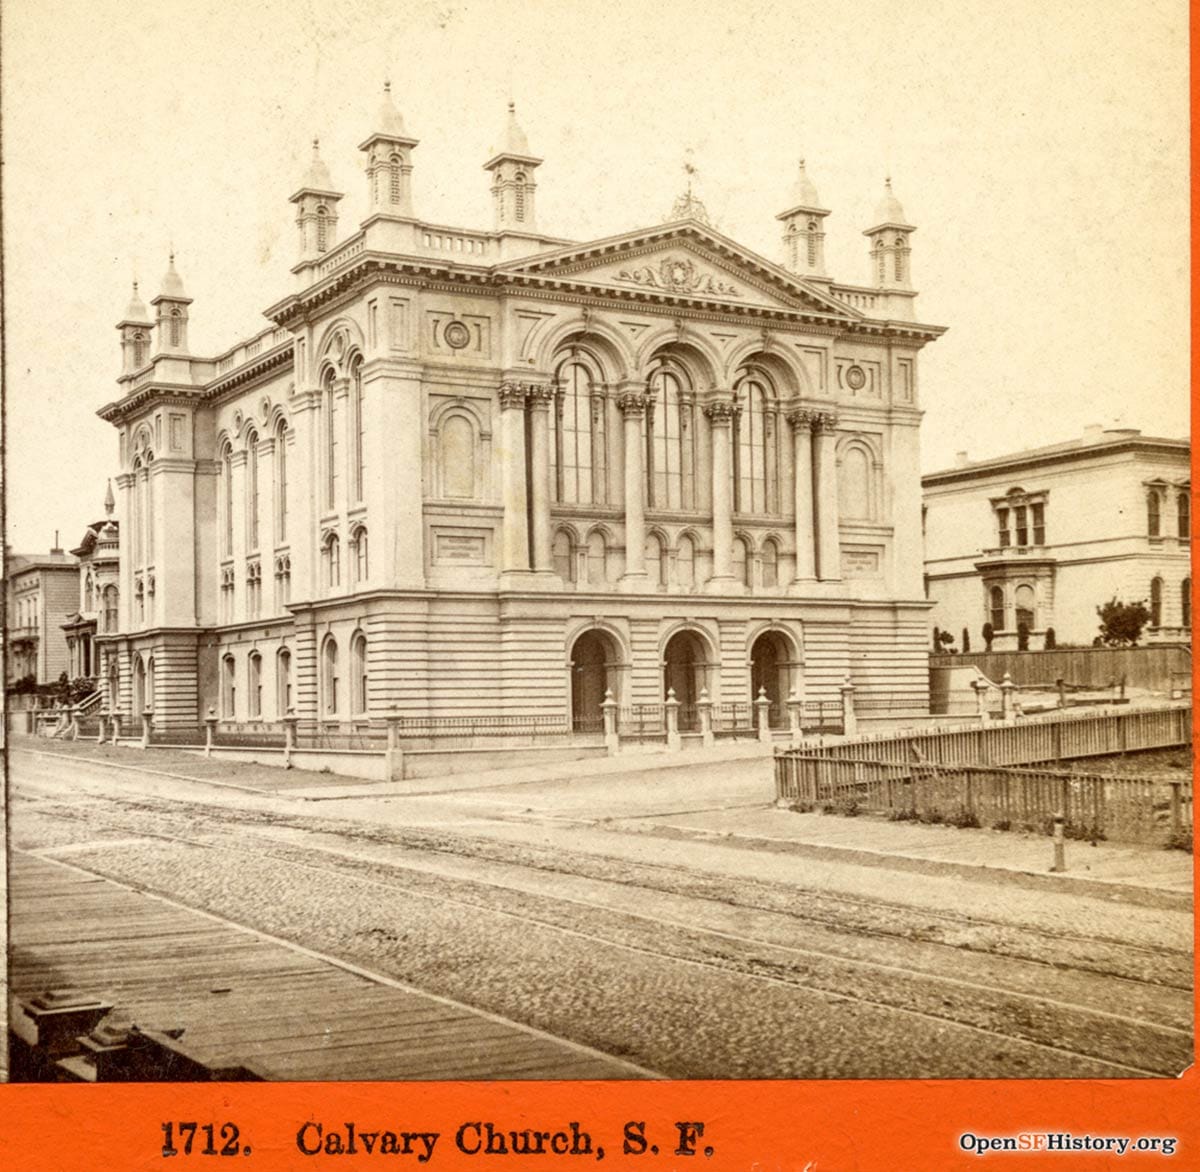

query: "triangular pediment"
xmin=497 ymin=220 xmax=861 ymax=320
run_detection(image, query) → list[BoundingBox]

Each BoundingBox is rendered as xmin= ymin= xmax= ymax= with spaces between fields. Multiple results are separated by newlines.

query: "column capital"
xmin=786 ymin=406 xmax=817 ymax=428
xmin=525 ymin=381 xmax=556 ymax=409
xmin=703 ymin=400 xmax=736 ymax=424
xmin=617 ymin=391 xmax=649 ymax=417
xmin=498 ymin=380 xmax=528 ymax=410
xmin=811 ymin=410 xmax=839 ymax=432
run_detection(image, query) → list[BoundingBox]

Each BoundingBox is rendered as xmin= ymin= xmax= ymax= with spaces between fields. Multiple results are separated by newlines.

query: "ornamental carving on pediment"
xmin=615 ymin=255 xmax=741 ymax=298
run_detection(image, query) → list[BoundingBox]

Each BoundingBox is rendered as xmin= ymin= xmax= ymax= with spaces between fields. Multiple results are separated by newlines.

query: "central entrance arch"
xmin=663 ymin=629 xmax=710 ymax=730
xmin=570 ymin=629 xmax=621 ymax=732
xmin=749 ymin=629 xmax=794 ymax=728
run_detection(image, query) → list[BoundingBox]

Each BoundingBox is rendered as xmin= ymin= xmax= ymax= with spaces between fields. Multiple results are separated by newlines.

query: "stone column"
xmin=498 ymin=381 xmax=530 ymax=573
xmin=788 ymin=409 xmax=817 ymax=581
xmin=619 ymin=390 xmax=648 ymax=583
xmin=527 ymin=382 xmax=555 ymax=573
xmin=705 ymin=399 xmax=736 ymax=585
xmin=813 ymin=411 xmax=841 ymax=581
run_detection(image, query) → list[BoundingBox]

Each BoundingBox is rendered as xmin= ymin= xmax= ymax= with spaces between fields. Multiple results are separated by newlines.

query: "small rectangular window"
xmin=997 ymin=508 xmax=1010 ymax=547
xmin=1032 ymin=502 xmax=1045 ymax=545
xmin=1014 ymin=506 xmax=1028 ymax=547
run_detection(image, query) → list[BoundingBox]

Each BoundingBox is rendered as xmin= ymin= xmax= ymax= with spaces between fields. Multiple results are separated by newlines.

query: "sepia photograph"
xmin=2 ymin=0 xmax=1192 ymax=1091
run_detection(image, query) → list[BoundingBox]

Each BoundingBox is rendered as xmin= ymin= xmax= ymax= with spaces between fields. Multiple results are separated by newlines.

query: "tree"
xmin=1044 ymin=627 xmax=1057 ymax=650
xmin=1016 ymin=622 xmax=1030 ymax=651
xmin=961 ymin=627 xmax=971 ymax=653
xmin=1096 ymin=598 xmax=1152 ymax=647
xmin=982 ymin=622 xmax=995 ymax=651
xmin=932 ymin=626 xmax=941 ymax=651
xmin=937 ymin=630 xmax=956 ymax=653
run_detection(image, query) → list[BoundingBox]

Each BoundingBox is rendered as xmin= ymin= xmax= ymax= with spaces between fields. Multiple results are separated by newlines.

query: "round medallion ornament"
xmin=444 ymin=320 xmax=471 ymax=350
xmin=845 ymin=364 xmax=867 ymax=391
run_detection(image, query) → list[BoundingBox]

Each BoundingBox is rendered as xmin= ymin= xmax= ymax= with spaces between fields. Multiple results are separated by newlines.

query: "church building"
xmin=96 ymin=90 xmax=945 ymax=736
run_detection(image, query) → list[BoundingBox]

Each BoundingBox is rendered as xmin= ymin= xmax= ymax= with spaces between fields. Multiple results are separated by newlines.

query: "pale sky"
xmin=3 ymin=0 xmax=1189 ymax=553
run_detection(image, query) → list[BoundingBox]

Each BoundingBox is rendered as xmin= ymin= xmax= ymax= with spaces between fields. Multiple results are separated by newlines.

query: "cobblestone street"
xmin=8 ymin=738 xmax=1193 ymax=1080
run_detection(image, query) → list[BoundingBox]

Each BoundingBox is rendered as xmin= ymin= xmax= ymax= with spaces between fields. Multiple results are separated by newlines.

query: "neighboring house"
xmin=4 ymin=544 xmax=79 ymax=685
xmin=61 ymin=483 xmax=121 ymax=684
xmin=923 ymin=427 xmax=1191 ymax=650
xmin=95 ymin=90 xmax=946 ymax=731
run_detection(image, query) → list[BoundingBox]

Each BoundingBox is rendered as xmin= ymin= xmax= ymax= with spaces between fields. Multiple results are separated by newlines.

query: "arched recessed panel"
xmin=440 ymin=414 xmax=475 ymax=498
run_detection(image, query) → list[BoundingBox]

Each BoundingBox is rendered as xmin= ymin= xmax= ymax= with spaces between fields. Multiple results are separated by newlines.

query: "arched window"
xmin=248 ymin=652 xmax=262 ymax=718
xmin=733 ymin=370 xmax=781 ymax=515
xmin=131 ymin=457 xmax=143 ymax=566
xmin=586 ymin=531 xmax=608 ymax=585
xmin=169 ymin=307 xmax=182 ymax=346
xmin=677 ymin=534 xmax=695 ymax=590
xmin=221 ymin=654 xmax=236 ymax=718
xmin=389 ymin=154 xmax=401 ymax=203
xmin=807 ymin=221 xmax=817 ymax=268
xmin=553 ymin=529 xmax=575 ymax=583
xmin=647 ymin=360 xmax=697 ymax=510
xmin=246 ymin=429 xmax=259 ymax=550
xmin=221 ymin=441 xmax=234 ymax=556
xmin=322 ymin=636 xmax=339 ymax=716
xmin=351 ymin=356 xmax=365 ymax=503
xmin=1148 ymin=489 xmax=1162 ymax=537
xmin=276 ymin=647 xmax=292 ymax=716
xmin=133 ymin=332 xmax=147 ymax=367
xmin=1178 ymin=491 xmax=1190 ymax=540
xmin=1014 ymin=584 xmax=1036 ymax=633
xmin=733 ymin=536 xmax=752 ymax=590
xmin=838 ymin=443 xmax=873 ymax=520
xmin=323 ymin=534 xmax=341 ymax=589
xmin=135 ymin=578 xmax=145 ymax=625
xmin=894 ymin=240 xmax=906 ymax=282
xmin=351 ymin=631 xmax=368 ymax=715
xmin=645 ymin=534 xmax=666 ymax=589
xmin=1150 ymin=576 xmax=1163 ymax=627
xmin=323 ymin=368 xmax=338 ymax=509
xmin=439 ymin=413 xmax=476 ymax=498
xmin=352 ymin=526 xmax=369 ymax=584
xmin=989 ymin=586 xmax=1005 ymax=631
xmin=103 ymin=586 xmax=119 ymax=633
xmin=552 ymin=357 xmax=601 ymax=504
xmin=275 ymin=420 xmax=289 ymax=543
xmin=514 ymin=172 xmax=526 ymax=222
xmin=876 ymin=238 xmax=886 ymax=283
xmin=316 ymin=205 xmax=329 ymax=252
xmin=84 ymin=573 xmax=94 ymax=612
xmin=762 ymin=538 xmax=779 ymax=588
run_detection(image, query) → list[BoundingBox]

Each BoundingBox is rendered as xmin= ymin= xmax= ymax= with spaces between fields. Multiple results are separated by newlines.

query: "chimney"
xmin=51 ymin=531 xmax=63 ymax=556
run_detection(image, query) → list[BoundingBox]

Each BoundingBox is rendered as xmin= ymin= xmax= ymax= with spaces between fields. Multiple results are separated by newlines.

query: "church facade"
xmin=96 ymin=91 xmax=945 ymax=735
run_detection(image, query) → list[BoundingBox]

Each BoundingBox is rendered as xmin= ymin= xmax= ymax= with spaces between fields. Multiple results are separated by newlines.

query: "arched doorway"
xmin=663 ymin=629 xmax=709 ymax=730
xmin=570 ymin=629 xmax=620 ymax=732
xmin=750 ymin=630 xmax=793 ymax=728
xmin=132 ymin=655 xmax=146 ymax=715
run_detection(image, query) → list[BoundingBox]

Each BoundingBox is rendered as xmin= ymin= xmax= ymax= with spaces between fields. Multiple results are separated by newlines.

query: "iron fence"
xmin=618 ymin=705 xmax=667 ymax=743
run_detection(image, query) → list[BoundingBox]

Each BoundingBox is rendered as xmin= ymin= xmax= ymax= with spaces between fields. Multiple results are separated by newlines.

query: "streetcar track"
xmin=43 ymin=824 xmax=1189 ymax=1079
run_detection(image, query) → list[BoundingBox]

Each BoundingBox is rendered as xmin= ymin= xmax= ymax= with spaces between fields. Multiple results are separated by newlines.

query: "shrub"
xmin=992 ymin=818 xmax=1012 ymax=832
xmin=962 ymin=627 xmax=970 ymax=653
xmin=1017 ymin=622 xmax=1030 ymax=652
xmin=1165 ymin=830 xmax=1193 ymax=854
xmin=1096 ymin=598 xmax=1151 ymax=647
xmin=982 ymin=622 xmax=994 ymax=651
xmin=1044 ymin=627 xmax=1057 ymax=650
xmin=948 ymin=808 xmax=981 ymax=829
xmin=888 ymin=807 xmax=919 ymax=822
xmin=921 ymin=808 xmax=945 ymax=825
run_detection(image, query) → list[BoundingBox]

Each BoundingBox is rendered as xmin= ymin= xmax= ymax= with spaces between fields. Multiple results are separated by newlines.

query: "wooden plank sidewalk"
xmin=9 ymin=852 xmax=646 ymax=1081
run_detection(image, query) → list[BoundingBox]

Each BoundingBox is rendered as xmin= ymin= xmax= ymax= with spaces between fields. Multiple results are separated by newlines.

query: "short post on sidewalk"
xmin=665 ymin=687 xmax=681 ymax=752
xmin=999 ymin=672 xmax=1017 ymax=723
xmin=203 ymin=706 xmax=217 ymax=758
xmin=384 ymin=709 xmax=404 ymax=781
xmin=97 ymin=709 xmax=108 ymax=745
xmin=282 ymin=709 xmax=299 ymax=769
xmin=755 ymin=686 xmax=772 ymax=744
xmin=140 ymin=706 xmax=152 ymax=750
xmin=786 ymin=687 xmax=803 ymax=748
xmin=601 ymin=689 xmax=619 ymax=755
xmin=696 ymin=687 xmax=714 ymax=747
xmin=840 ymin=677 xmax=857 ymax=738
xmin=110 ymin=712 xmax=122 ymax=745
xmin=1050 ymin=810 xmax=1066 ymax=872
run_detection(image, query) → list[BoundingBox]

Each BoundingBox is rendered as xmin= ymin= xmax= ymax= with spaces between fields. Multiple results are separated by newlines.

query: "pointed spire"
xmin=104 ymin=480 xmax=115 ymax=517
xmin=122 ymin=279 xmax=150 ymax=323
xmin=484 ymin=100 xmax=542 ymax=168
xmin=871 ymin=175 xmax=912 ymax=228
xmin=299 ymin=136 xmax=338 ymax=193
xmin=158 ymin=251 xmax=186 ymax=299
xmin=789 ymin=158 xmax=822 ymax=210
xmin=374 ymin=80 xmax=409 ymax=138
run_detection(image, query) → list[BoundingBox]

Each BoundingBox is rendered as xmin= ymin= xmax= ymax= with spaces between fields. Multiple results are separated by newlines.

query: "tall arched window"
xmin=221 ymin=441 xmax=234 ymax=556
xmin=323 ymin=369 xmax=338 ymax=509
xmin=351 ymin=356 xmax=365 ymax=503
xmin=222 ymin=654 xmax=236 ymax=718
xmin=275 ymin=420 xmax=289 ymax=543
xmin=733 ymin=536 xmax=752 ymax=590
xmin=169 ymin=308 xmax=182 ymax=346
xmin=586 ymin=531 xmax=608 ymax=585
xmin=351 ymin=631 xmax=368 ymax=715
xmin=761 ymin=538 xmax=779 ymax=588
xmin=514 ymin=172 xmax=527 ymax=221
xmin=1182 ymin=579 xmax=1192 ymax=629
xmin=875 ymin=239 xmax=886 ymax=283
xmin=647 ymin=360 xmax=697 ymax=510
xmin=248 ymin=652 xmax=262 ymax=718
xmin=645 ymin=534 xmax=666 ymax=588
xmin=352 ymin=526 xmax=369 ymax=584
xmin=733 ymin=370 xmax=781 ymax=515
xmin=553 ymin=529 xmax=575 ymax=583
xmin=677 ymin=534 xmax=695 ymax=590
xmin=246 ymin=429 xmax=259 ymax=551
xmin=439 ymin=414 xmax=475 ymax=498
xmin=838 ymin=444 xmax=873 ymax=521
xmin=1178 ymin=491 xmax=1190 ymax=540
xmin=84 ymin=573 xmax=94 ymax=612
xmin=552 ymin=357 xmax=600 ymax=504
xmin=389 ymin=154 xmax=401 ymax=203
xmin=103 ymin=586 xmax=119 ymax=633
xmin=131 ymin=457 xmax=143 ymax=566
xmin=1150 ymin=576 xmax=1163 ymax=627
xmin=989 ymin=586 xmax=1005 ymax=631
xmin=323 ymin=534 xmax=341 ymax=589
xmin=1148 ymin=489 xmax=1162 ymax=537
xmin=322 ymin=636 xmax=339 ymax=716
xmin=316 ymin=205 xmax=329 ymax=252
xmin=894 ymin=238 xmax=906 ymax=282
xmin=276 ymin=647 xmax=292 ymax=716
xmin=806 ymin=221 xmax=817 ymax=267
xmin=145 ymin=454 xmax=155 ymax=563
xmin=133 ymin=332 xmax=147 ymax=367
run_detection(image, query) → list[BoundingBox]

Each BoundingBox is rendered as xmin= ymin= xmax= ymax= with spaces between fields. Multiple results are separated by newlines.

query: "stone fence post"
xmin=665 ymin=687 xmax=681 ymax=752
xmin=70 ymin=708 xmax=81 ymax=741
xmin=97 ymin=709 xmax=108 ymax=745
xmin=203 ymin=707 xmax=218 ymax=757
xmin=755 ymin=686 xmax=772 ymax=744
xmin=282 ymin=710 xmax=299 ymax=769
xmin=140 ymin=706 xmax=152 ymax=750
xmin=110 ymin=712 xmax=122 ymax=745
xmin=601 ymin=689 xmax=619 ymax=755
xmin=787 ymin=688 xmax=803 ymax=748
xmin=972 ymin=678 xmax=990 ymax=725
xmin=384 ymin=709 xmax=404 ymax=781
xmin=696 ymin=687 xmax=714 ymax=748
xmin=840 ymin=677 xmax=857 ymax=738
xmin=999 ymin=673 xmax=1017 ymax=723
